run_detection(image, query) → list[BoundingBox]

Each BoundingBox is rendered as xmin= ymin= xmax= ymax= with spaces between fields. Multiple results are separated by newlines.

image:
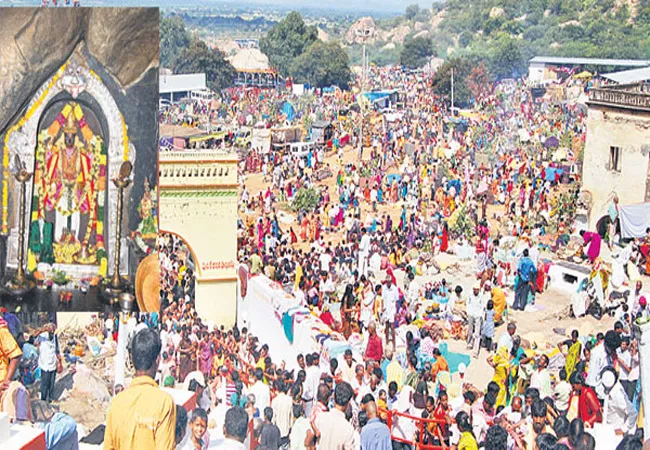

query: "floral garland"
xmin=2 ymin=63 xmax=69 ymax=235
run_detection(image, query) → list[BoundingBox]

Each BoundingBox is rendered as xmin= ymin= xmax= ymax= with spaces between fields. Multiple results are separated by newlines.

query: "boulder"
xmin=317 ymin=27 xmax=329 ymax=42
xmin=489 ymin=7 xmax=505 ymax=19
xmin=87 ymin=8 xmax=160 ymax=87
xmin=430 ymin=9 xmax=446 ymax=30
xmin=390 ymin=25 xmax=411 ymax=45
xmin=345 ymin=17 xmax=377 ymax=45
xmin=0 ymin=8 xmax=159 ymax=135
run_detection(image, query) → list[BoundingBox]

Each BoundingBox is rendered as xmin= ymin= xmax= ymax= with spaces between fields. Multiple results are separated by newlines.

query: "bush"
xmin=291 ymin=187 xmax=320 ymax=213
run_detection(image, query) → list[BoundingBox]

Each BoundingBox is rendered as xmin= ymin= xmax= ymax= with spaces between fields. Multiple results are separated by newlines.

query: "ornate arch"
xmin=3 ymin=52 xmax=136 ymax=272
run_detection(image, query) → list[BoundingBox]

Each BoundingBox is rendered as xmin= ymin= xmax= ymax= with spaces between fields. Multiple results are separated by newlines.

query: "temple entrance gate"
xmin=158 ymin=149 xmax=238 ymax=327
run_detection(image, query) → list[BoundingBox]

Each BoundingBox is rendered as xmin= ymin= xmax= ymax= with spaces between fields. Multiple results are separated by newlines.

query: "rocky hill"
xmin=343 ymin=0 xmax=650 ymax=70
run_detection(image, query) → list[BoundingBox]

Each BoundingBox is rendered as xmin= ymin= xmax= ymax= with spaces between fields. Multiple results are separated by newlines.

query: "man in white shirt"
xmin=35 ymin=323 xmax=60 ymax=403
xmin=465 ymin=283 xmax=486 ymax=354
xmin=554 ymin=368 xmax=572 ymax=414
xmin=382 ymin=276 xmax=399 ymax=349
xmin=586 ymin=330 xmax=620 ymax=399
xmin=358 ymin=228 xmax=371 ymax=277
xmin=319 ymin=248 xmax=333 ymax=273
xmin=530 ymin=355 xmax=553 ymax=400
xmin=271 ymin=380 xmax=293 ymax=444
xmin=248 ymin=368 xmax=270 ymax=413
xmin=338 ymin=349 xmax=356 ymax=384
xmin=497 ymin=322 xmax=517 ymax=353
xmin=303 ymin=353 xmax=322 ymax=416
xmin=314 ymin=381 xmax=355 ymax=450
xmin=601 ymin=367 xmax=637 ymax=436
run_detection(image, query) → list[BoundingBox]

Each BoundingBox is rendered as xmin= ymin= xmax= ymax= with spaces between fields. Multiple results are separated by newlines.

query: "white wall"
xmin=583 ymin=106 xmax=650 ymax=229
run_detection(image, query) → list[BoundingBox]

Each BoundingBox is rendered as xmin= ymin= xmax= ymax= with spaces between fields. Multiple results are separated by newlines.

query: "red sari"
xmin=440 ymin=226 xmax=449 ymax=253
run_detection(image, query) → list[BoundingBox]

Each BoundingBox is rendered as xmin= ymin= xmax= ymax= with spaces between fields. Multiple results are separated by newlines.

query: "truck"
xmin=235 ymin=125 xmax=272 ymax=153
xmin=310 ymin=120 xmax=334 ymax=149
xmin=271 ymin=126 xmax=303 ymax=152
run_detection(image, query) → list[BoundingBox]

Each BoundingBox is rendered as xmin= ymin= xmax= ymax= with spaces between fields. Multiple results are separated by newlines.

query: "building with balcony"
xmin=582 ymin=82 xmax=650 ymax=230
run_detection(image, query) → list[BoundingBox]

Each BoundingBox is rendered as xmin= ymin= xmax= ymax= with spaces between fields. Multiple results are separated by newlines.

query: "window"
xmin=609 ymin=146 xmax=621 ymax=172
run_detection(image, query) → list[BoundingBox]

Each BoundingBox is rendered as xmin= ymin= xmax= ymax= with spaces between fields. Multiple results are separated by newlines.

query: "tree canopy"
xmin=431 ymin=57 xmax=474 ymax=107
xmin=160 ymin=15 xmax=191 ymax=69
xmin=260 ymin=11 xmax=318 ymax=77
xmin=405 ymin=4 xmax=420 ymax=20
xmin=291 ymin=41 xmax=352 ymax=89
xmin=173 ymin=39 xmax=236 ymax=92
xmin=399 ymin=36 xmax=435 ymax=69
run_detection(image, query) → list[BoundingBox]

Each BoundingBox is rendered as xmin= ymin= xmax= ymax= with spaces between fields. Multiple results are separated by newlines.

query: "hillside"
xmin=343 ymin=0 xmax=650 ymax=74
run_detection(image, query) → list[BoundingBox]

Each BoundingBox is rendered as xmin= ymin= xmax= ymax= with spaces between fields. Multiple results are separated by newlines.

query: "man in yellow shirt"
xmin=0 ymin=317 xmax=22 ymax=393
xmin=104 ymin=328 xmax=176 ymax=450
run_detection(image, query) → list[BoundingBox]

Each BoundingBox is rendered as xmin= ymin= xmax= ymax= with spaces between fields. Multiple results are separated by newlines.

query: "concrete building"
xmin=159 ymin=73 xmax=208 ymax=103
xmin=582 ymin=82 xmax=650 ymax=230
xmin=159 ymin=149 xmax=239 ymax=327
xmin=528 ymin=57 xmax=650 ymax=83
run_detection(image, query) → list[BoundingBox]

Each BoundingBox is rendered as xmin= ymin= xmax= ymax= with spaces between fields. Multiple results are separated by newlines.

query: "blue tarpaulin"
xmin=386 ymin=174 xmax=402 ymax=185
xmin=363 ymin=91 xmax=392 ymax=103
xmin=282 ymin=102 xmax=295 ymax=121
xmin=544 ymin=168 xmax=564 ymax=182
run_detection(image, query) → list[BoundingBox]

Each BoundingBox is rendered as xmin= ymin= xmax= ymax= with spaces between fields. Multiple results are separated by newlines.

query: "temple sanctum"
xmin=0 ymin=8 xmax=160 ymax=311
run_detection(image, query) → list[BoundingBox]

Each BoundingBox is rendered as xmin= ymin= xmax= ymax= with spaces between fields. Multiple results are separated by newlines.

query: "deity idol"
xmin=31 ymin=106 xmax=102 ymax=265
xmin=137 ymin=177 xmax=158 ymax=241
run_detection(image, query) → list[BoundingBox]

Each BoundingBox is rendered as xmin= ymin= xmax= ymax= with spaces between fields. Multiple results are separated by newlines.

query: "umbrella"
xmin=574 ymin=71 xmax=592 ymax=80
xmin=544 ymin=136 xmax=560 ymax=148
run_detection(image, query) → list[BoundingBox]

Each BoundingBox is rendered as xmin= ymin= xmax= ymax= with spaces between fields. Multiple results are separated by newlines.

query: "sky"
xmin=0 ymin=0 xmax=440 ymax=13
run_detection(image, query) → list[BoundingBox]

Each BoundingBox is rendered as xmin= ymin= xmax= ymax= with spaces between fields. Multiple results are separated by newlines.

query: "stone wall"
xmin=583 ymin=105 xmax=650 ymax=229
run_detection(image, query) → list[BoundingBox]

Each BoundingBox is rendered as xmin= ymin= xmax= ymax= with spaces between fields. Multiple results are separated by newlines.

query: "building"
xmin=601 ymin=66 xmax=650 ymax=85
xmin=229 ymin=48 xmax=277 ymax=88
xmin=158 ymin=149 xmax=239 ymax=327
xmin=528 ymin=57 xmax=650 ymax=83
xmin=159 ymin=73 xmax=208 ymax=103
xmin=582 ymin=82 xmax=650 ymax=230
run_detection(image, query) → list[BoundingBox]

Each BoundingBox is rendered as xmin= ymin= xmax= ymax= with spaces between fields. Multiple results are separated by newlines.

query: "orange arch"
xmin=158 ymin=229 xmax=203 ymax=277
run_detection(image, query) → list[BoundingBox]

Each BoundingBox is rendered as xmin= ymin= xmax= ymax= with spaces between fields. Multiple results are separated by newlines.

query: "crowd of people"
xmin=145 ymin=65 xmax=650 ymax=450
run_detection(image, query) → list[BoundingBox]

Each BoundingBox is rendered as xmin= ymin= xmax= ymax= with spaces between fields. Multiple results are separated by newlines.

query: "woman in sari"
xmin=560 ymin=330 xmax=582 ymax=380
xmin=300 ymin=215 xmax=309 ymax=242
xmin=487 ymin=346 xmax=510 ymax=409
xmin=177 ymin=328 xmax=194 ymax=383
xmin=391 ymin=181 xmax=399 ymax=203
xmin=440 ymin=222 xmax=449 ymax=253
xmin=198 ymin=332 xmax=213 ymax=377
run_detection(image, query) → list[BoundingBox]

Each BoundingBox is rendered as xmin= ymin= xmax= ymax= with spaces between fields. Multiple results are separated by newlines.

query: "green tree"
xmin=489 ymin=37 xmax=526 ymax=79
xmin=160 ymin=15 xmax=191 ymax=69
xmin=399 ymin=36 xmax=435 ymax=69
xmin=405 ymin=4 xmax=420 ymax=20
xmin=431 ymin=57 xmax=473 ymax=107
xmin=291 ymin=41 xmax=352 ymax=89
xmin=260 ymin=11 xmax=318 ymax=77
xmin=173 ymin=39 xmax=236 ymax=92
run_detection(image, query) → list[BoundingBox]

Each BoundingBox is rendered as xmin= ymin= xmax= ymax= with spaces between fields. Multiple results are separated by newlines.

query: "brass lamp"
xmin=109 ymin=161 xmax=132 ymax=290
